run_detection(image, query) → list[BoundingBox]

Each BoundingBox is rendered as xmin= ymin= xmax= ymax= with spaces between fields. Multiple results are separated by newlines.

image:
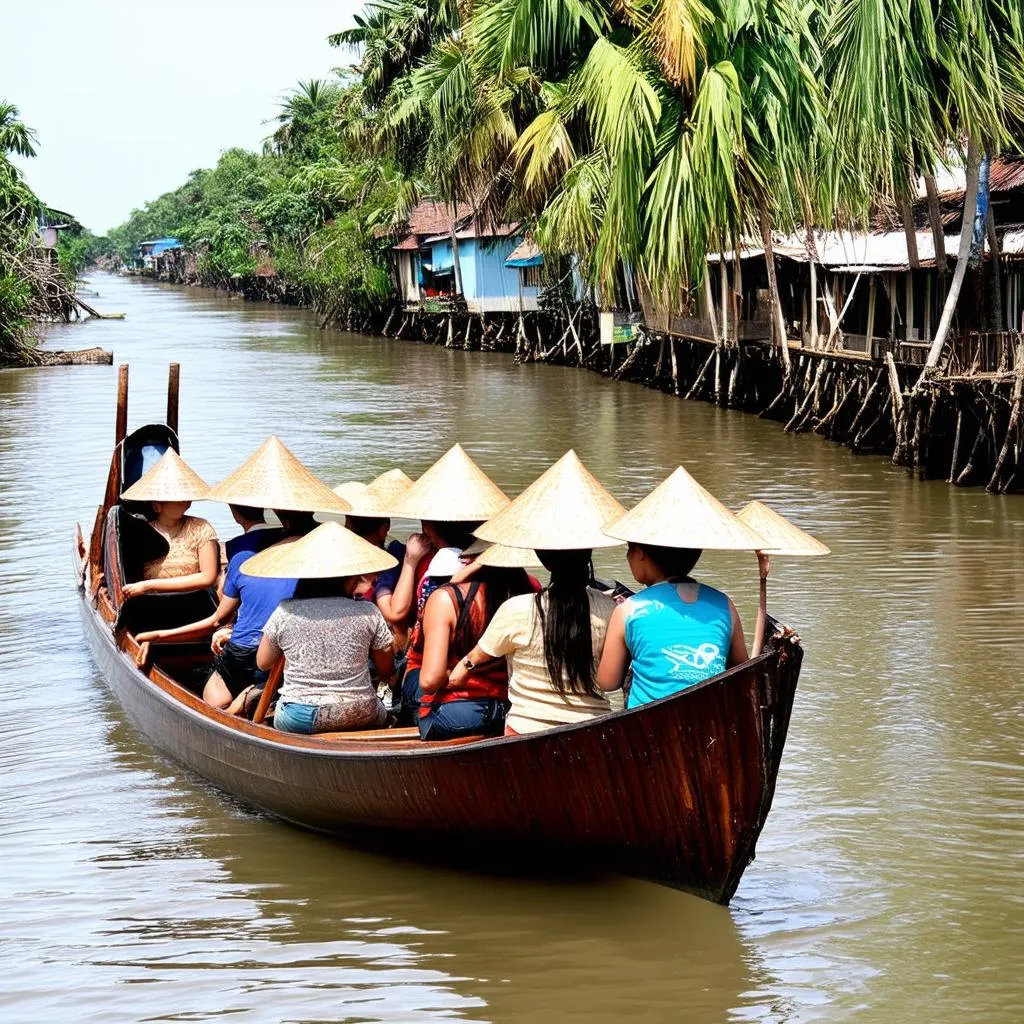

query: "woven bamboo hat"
xmin=206 ymin=436 xmax=350 ymax=514
xmin=334 ymin=469 xmax=414 ymax=517
xmin=604 ymin=466 xmax=767 ymax=550
xmin=389 ymin=444 xmax=510 ymax=521
xmin=736 ymin=501 xmax=830 ymax=556
xmin=121 ymin=448 xmax=210 ymax=502
xmin=463 ymin=538 xmax=542 ymax=569
xmin=240 ymin=521 xmax=399 ymax=579
xmin=474 ymin=450 xmax=626 ymax=550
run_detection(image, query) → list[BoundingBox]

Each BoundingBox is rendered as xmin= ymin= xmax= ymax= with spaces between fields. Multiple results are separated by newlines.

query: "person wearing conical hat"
xmin=336 ymin=470 xmax=413 ymax=624
xmin=382 ymin=446 xmax=510 ymax=724
xmin=207 ymin=435 xmax=351 ymax=545
xmin=247 ymin=523 xmax=399 ymax=734
xmin=448 ymin=451 xmax=624 ymax=736
xmin=409 ymin=544 xmax=539 ymax=742
xmin=120 ymin=449 xmax=220 ymax=600
xmin=595 ymin=467 xmax=766 ymax=709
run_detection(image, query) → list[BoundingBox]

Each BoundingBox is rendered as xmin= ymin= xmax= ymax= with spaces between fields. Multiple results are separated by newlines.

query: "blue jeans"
xmin=274 ymin=701 xmax=318 ymax=734
xmin=419 ymin=697 xmax=508 ymax=741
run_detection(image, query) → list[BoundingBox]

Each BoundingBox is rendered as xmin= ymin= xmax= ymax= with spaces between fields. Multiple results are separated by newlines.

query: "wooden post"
xmin=906 ymin=273 xmax=915 ymax=341
xmin=865 ymin=276 xmax=877 ymax=357
xmin=166 ymin=363 xmax=180 ymax=436
xmin=115 ymin=363 xmax=129 ymax=447
xmin=887 ymin=273 xmax=897 ymax=343
xmin=924 ymin=275 xmax=933 ymax=341
xmin=810 ymin=257 xmax=819 ymax=349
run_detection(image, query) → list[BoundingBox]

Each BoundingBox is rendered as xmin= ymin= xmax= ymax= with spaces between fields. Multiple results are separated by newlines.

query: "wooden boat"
xmin=75 ymin=364 xmax=803 ymax=905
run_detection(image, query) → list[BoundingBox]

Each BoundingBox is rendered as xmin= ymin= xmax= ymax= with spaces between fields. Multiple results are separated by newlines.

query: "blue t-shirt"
xmin=224 ymin=548 xmax=297 ymax=650
xmin=624 ymin=581 xmax=733 ymax=708
xmin=225 ymin=526 xmax=283 ymax=563
xmin=372 ymin=539 xmax=406 ymax=602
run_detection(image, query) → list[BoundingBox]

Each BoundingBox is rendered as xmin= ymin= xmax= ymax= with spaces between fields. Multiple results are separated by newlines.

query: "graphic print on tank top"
xmin=623 ymin=581 xmax=732 ymax=705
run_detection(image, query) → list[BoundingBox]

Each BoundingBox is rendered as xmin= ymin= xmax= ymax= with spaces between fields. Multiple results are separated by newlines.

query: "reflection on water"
xmin=1 ymin=273 xmax=1021 ymax=1021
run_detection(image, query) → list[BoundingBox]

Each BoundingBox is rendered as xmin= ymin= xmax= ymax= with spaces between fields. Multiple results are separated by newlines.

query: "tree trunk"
xmin=450 ymin=228 xmax=464 ymax=298
xmin=985 ymin=205 xmax=1004 ymax=331
xmin=924 ymin=171 xmax=947 ymax=271
xmin=923 ymin=134 xmax=982 ymax=372
xmin=759 ymin=209 xmax=791 ymax=372
xmin=899 ymin=194 xmax=920 ymax=269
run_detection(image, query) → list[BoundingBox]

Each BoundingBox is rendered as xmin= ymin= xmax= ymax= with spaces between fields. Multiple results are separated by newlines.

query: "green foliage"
xmin=57 ymin=229 xmax=104 ymax=282
xmin=104 ymin=78 xmax=406 ymax=318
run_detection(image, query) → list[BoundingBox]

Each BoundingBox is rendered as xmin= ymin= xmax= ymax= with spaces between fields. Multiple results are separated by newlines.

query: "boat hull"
xmin=79 ymin=576 xmax=801 ymax=904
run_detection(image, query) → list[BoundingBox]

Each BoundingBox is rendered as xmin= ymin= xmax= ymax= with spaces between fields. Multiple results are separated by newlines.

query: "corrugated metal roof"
xmin=990 ymin=156 xmax=1024 ymax=192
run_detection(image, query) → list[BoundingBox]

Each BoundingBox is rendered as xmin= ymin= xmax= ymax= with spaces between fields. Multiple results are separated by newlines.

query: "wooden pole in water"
xmin=115 ymin=363 xmax=129 ymax=447
xmin=166 ymin=362 xmax=180 ymax=436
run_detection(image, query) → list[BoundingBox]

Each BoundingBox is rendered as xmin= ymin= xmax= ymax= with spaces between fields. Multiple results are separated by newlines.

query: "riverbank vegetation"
xmin=108 ymin=1 xmax=1024 ymax=363
xmin=0 ymin=101 xmax=95 ymax=366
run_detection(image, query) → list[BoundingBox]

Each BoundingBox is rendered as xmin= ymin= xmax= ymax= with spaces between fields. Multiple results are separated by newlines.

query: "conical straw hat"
xmin=604 ymin=466 xmax=767 ymax=550
xmin=474 ymin=450 xmax=625 ymax=550
xmin=240 ymin=521 xmax=399 ymax=579
xmin=736 ymin=501 xmax=830 ymax=556
xmin=333 ymin=469 xmax=415 ymax=517
xmin=206 ymin=436 xmax=350 ymax=514
xmin=463 ymin=538 xmax=542 ymax=569
xmin=121 ymin=448 xmax=210 ymax=502
xmin=368 ymin=468 xmax=414 ymax=508
xmin=389 ymin=444 xmax=510 ymax=521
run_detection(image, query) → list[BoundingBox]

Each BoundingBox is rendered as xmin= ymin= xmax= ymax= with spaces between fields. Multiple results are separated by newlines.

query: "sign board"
xmin=600 ymin=310 xmax=644 ymax=345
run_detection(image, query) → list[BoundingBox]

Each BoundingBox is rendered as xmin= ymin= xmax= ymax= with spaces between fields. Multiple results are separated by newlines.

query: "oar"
xmin=252 ymin=658 xmax=284 ymax=725
xmin=737 ymin=501 xmax=830 ymax=656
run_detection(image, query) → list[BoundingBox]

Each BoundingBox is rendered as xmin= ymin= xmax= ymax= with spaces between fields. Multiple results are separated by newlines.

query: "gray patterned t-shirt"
xmin=262 ymin=596 xmax=394 ymax=707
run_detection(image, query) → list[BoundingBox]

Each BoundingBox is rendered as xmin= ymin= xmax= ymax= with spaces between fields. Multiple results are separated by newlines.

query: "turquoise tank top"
xmin=624 ymin=580 xmax=733 ymax=708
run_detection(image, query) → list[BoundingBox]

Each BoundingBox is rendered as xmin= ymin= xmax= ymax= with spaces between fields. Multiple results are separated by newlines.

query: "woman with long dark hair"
xmin=447 ymin=451 xmax=625 ymax=735
xmin=414 ymin=546 xmax=538 ymax=740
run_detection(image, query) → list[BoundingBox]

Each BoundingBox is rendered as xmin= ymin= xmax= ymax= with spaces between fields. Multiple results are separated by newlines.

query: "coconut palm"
xmin=266 ymin=79 xmax=344 ymax=157
xmin=0 ymin=102 xmax=37 ymax=159
xmin=825 ymin=0 xmax=1024 ymax=371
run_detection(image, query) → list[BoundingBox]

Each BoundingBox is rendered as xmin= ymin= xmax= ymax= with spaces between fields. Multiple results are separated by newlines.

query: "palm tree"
xmin=266 ymin=79 xmax=344 ymax=157
xmin=825 ymin=0 xmax=1024 ymax=372
xmin=0 ymin=102 xmax=37 ymax=158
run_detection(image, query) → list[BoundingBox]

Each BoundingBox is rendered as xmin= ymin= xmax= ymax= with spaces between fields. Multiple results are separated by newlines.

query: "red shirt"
xmin=410 ymin=582 xmax=508 ymax=715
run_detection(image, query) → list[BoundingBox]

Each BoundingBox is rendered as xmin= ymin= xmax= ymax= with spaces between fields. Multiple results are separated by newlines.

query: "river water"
xmin=1 ymin=272 xmax=1020 ymax=1022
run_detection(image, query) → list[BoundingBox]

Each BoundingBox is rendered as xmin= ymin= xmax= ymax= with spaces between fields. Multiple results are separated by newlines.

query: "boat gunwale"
xmin=75 ymin=523 xmax=796 ymax=761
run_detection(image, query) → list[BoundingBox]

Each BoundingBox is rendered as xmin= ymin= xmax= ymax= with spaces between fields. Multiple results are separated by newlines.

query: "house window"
xmin=521 ymin=265 xmax=541 ymax=288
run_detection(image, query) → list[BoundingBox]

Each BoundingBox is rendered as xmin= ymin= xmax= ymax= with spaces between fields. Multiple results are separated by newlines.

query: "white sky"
xmin=4 ymin=0 xmax=361 ymax=232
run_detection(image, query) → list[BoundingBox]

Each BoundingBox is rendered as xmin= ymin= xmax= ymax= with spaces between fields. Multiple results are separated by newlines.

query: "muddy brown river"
xmin=1 ymin=272 xmax=1021 ymax=1021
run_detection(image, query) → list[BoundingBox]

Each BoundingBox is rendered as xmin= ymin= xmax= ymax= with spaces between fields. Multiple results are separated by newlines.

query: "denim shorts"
xmin=418 ymin=697 xmax=508 ymax=741
xmin=275 ymin=696 xmax=388 ymax=734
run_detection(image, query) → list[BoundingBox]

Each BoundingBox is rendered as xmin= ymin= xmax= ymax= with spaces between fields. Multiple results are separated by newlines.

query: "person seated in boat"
xmin=225 ymin=504 xmax=281 ymax=561
xmin=135 ymin=507 xmax=316 ymax=709
xmin=247 ymin=522 xmax=399 ymax=734
xmin=411 ymin=544 xmax=537 ymax=740
xmin=119 ymin=449 xmax=219 ymax=599
xmin=385 ymin=446 xmax=510 ymax=634
xmin=595 ymin=467 xmax=767 ymax=708
xmin=335 ymin=473 xmax=411 ymax=624
xmin=446 ymin=452 xmax=624 ymax=735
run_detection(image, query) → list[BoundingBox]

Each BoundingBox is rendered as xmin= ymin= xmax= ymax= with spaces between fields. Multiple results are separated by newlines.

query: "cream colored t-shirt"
xmin=478 ymin=588 xmax=617 ymax=734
